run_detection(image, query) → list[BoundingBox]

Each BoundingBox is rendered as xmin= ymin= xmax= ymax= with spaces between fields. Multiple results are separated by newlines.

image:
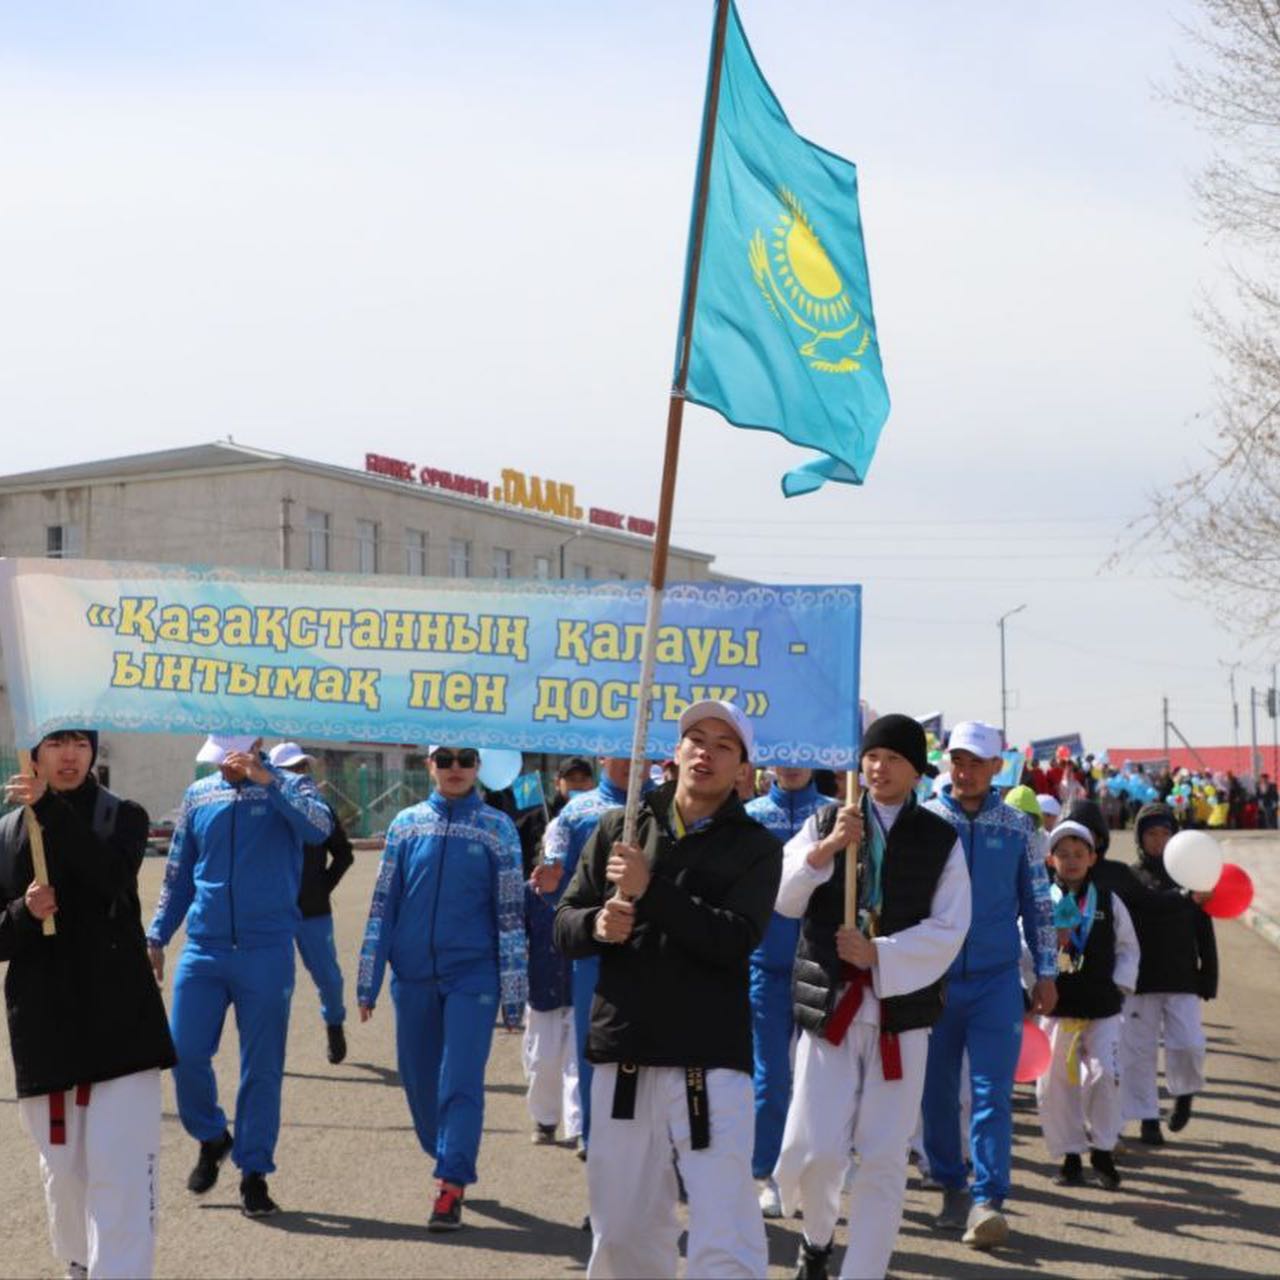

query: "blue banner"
xmin=0 ymin=559 xmax=861 ymax=766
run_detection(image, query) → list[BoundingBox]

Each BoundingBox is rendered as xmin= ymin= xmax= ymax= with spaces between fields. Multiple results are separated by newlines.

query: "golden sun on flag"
xmin=748 ymin=187 xmax=872 ymax=374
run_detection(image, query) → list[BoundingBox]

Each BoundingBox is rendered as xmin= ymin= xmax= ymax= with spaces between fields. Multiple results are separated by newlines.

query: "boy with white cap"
xmin=922 ymin=720 xmax=1057 ymax=1249
xmin=148 ymin=733 xmax=333 ymax=1217
xmin=268 ymin=742 xmax=354 ymax=1065
xmin=1036 ymin=820 xmax=1139 ymax=1189
xmin=554 ymin=700 xmax=782 ymax=1279
xmin=773 ymin=714 xmax=971 ymax=1280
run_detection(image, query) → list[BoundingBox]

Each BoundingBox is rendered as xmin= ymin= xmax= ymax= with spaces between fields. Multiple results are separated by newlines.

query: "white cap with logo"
xmin=195 ymin=733 xmax=260 ymax=765
xmin=947 ymin=721 xmax=1004 ymax=761
xmin=677 ymin=699 xmax=755 ymax=760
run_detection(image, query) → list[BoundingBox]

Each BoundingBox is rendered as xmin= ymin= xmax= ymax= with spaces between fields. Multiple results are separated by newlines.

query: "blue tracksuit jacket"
xmin=357 ymin=788 xmax=528 ymax=1027
xmin=149 ymin=762 xmax=334 ymax=948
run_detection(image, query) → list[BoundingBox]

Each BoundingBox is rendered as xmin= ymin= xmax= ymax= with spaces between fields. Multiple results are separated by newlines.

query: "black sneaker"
xmin=794 ymin=1237 xmax=833 ymax=1280
xmin=531 ymin=1123 xmax=557 ymax=1145
xmin=186 ymin=1130 xmax=233 ymax=1194
xmin=1090 ymin=1148 xmax=1121 ymax=1190
xmin=1168 ymin=1094 xmax=1193 ymax=1133
xmin=1054 ymin=1153 xmax=1084 ymax=1185
xmin=240 ymin=1172 xmax=279 ymax=1217
xmin=1139 ymin=1118 xmax=1165 ymax=1146
xmin=326 ymin=1023 xmax=347 ymax=1065
xmin=428 ymin=1182 xmax=464 ymax=1232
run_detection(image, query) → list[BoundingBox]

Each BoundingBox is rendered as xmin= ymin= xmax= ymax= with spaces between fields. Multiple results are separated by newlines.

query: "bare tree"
xmin=1142 ymin=0 xmax=1280 ymax=637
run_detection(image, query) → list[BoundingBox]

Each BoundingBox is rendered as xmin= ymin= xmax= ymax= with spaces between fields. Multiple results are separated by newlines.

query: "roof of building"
xmin=0 ymin=441 xmax=713 ymax=563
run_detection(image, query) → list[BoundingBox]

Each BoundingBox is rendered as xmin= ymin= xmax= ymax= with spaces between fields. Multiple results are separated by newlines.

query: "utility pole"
xmin=1250 ymin=684 xmax=1261 ymax=779
xmin=1162 ymin=695 xmax=1169 ymax=756
xmin=1272 ymin=663 xmax=1278 ymax=778
xmin=998 ymin=604 xmax=1027 ymax=743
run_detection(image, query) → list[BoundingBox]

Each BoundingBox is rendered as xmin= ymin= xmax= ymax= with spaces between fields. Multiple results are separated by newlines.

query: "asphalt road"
xmin=2 ymin=849 xmax=1278 ymax=1279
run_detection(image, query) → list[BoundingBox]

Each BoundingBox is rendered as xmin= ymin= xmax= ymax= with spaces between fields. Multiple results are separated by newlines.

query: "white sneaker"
xmin=758 ymin=1177 xmax=783 ymax=1218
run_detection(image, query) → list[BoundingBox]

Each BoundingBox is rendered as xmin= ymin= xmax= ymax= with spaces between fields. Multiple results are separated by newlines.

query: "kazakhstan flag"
xmin=678 ymin=3 xmax=890 ymax=497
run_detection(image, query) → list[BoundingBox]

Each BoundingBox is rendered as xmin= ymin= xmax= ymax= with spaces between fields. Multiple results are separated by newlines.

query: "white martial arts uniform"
xmin=17 ymin=1069 xmax=162 ymax=1280
xmin=1036 ymin=894 xmax=1139 ymax=1157
xmin=1120 ymin=991 xmax=1207 ymax=1122
xmin=586 ymin=1063 xmax=764 ymax=1279
xmin=523 ymin=1004 xmax=582 ymax=1139
xmin=772 ymin=801 xmax=971 ymax=1280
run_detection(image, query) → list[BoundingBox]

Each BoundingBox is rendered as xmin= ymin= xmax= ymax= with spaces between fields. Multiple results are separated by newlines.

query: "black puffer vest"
xmin=793 ymin=797 xmax=955 ymax=1035
xmin=1052 ymin=881 xmax=1123 ymax=1020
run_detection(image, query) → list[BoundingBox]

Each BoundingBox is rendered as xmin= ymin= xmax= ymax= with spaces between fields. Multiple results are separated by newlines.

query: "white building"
xmin=0 ymin=441 xmax=718 ymax=819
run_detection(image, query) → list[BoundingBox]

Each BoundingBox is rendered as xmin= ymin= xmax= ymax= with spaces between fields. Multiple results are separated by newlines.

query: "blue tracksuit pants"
xmin=750 ymin=963 xmax=794 ymax=1179
xmin=572 ymin=955 xmax=599 ymax=1148
xmin=169 ymin=940 xmax=295 ymax=1175
xmin=921 ymin=965 xmax=1025 ymax=1206
xmin=391 ymin=975 xmax=498 ymax=1187
xmin=295 ymin=914 xmax=346 ymax=1026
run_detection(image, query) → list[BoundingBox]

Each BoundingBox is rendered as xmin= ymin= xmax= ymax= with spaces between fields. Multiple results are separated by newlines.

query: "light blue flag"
xmin=678 ymin=2 xmax=890 ymax=497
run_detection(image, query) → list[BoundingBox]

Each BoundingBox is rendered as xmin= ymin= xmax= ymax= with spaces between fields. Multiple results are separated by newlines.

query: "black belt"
xmin=609 ymin=1063 xmax=711 ymax=1151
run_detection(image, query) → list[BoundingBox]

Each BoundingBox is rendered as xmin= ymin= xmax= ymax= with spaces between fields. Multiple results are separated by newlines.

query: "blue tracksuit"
xmin=921 ymin=786 xmax=1056 ymax=1207
xmin=542 ymin=773 xmax=650 ymax=1146
xmin=296 ymin=915 xmax=345 ymax=1026
xmin=357 ymin=788 xmax=527 ymax=1187
xmin=148 ymin=761 xmax=333 ymax=1174
xmin=744 ymin=781 xmax=823 ymax=1179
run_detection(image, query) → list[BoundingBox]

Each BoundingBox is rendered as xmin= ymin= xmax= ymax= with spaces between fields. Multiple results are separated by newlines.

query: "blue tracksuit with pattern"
xmin=358 ymin=788 xmax=527 ymax=1186
xmin=921 ymin=786 xmax=1056 ymax=1207
xmin=745 ymin=781 xmax=823 ymax=1179
xmin=148 ymin=761 xmax=333 ymax=1175
xmin=542 ymin=772 xmax=651 ymax=1146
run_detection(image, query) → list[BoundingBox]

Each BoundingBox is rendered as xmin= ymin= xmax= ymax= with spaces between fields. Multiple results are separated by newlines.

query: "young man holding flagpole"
xmin=554 ymin=701 xmax=782 ymax=1279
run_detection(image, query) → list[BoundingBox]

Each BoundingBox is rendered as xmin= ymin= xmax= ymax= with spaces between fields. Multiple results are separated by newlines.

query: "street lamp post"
xmin=998 ymin=604 xmax=1027 ymax=743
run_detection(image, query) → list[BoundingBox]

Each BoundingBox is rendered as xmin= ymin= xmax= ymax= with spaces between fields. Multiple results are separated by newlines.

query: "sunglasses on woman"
xmin=432 ymin=749 xmax=479 ymax=770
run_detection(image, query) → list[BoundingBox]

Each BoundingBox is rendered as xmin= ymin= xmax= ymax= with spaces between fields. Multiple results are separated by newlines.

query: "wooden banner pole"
xmin=16 ymin=749 xmax=55 ymax=937
xmin=843 ymin=768 xmax=861 ymax=928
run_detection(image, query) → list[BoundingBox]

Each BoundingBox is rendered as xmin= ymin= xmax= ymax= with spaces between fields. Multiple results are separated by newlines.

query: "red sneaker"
xmin=428 ymin=1182 xmax=464 ymax=1232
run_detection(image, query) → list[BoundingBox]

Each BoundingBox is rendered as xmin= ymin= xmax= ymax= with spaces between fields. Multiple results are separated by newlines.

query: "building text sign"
xmin=0 ymin=559 xmax=860 ymax=765
xmin=363 ymin=454 xmax=657 ymax=538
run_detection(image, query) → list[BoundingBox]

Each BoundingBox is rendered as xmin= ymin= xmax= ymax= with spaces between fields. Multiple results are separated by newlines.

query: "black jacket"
xmin=0 ymin=780 xmax=176 ymax=1097
xmin=553 ymin=782 xmax=782 ymax=1074
xmin=297 ymin=807 xmax=354 ymax=918
xmin=793 ymin=798 xmax=955 ymax=1035
xmin=1051 ymin=878 xmax=1124 ymax=1019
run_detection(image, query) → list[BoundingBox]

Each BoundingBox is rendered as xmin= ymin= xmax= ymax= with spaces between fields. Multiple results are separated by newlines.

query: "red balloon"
xmin=1204 ymin=862 xmax=1254 ymax=919
xmin=1014 ymin=1018 xmax=1052 ymax=1083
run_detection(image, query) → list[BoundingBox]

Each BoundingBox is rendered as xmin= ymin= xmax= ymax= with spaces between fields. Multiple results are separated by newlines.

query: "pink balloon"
xmin=1014 ymin=1018 xmax=1052 ymax=1083
xmin=1204 ymin=862 xmax=1254 ymax=919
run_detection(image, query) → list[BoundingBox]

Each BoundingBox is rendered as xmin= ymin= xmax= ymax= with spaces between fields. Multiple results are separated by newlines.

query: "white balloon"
xmin=1163 ymin=829 xmax=1224 ymax=893
xmin=478 ymin=748 xmax=524 ymax=792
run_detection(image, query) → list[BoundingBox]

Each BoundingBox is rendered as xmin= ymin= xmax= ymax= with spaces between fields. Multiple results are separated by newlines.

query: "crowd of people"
xmin=0 ymin=710 xmax=1225 ymax=1280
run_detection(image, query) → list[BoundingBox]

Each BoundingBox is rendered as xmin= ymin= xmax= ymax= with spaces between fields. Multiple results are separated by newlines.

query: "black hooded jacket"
xmin=1129 ymin=802 xmax=1218 ymax=998
xmin=0 ymin=778 xmax=176 ymax=1097
xmin=554 ymin=782 xmax=782 ymax=1073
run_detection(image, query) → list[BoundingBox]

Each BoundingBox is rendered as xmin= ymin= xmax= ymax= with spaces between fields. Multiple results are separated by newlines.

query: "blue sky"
xmin=0 ymin=0 xmax=1268 ymax=755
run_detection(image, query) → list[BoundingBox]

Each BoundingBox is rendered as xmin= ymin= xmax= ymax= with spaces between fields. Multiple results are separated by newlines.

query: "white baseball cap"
xmin=426 ymin=744 xmax=481 ymax=758
xmin=1036 ymin=794 xmax=1063 ymax=817
xmin=678 ymin=699 xmax=755 ymax=760
xmin=1049 ymin=819 xmax=1096 ymax=851
xmin=195 ymin=733 xmax=260 ymax=765
xmin=947 ymin=721 xmax=1004 ymax=761
xmin=269 ymin=741 xmax=313 ymax=768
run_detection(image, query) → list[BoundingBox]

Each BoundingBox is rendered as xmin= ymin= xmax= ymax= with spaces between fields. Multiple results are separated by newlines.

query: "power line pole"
xmin=1250 ymin=684 xmax=1261 ymax=779
xmin=998 ymin=604 xmax=1026 ymax=743
xmin=1162 ymin=695 xmax=1169 ymax=756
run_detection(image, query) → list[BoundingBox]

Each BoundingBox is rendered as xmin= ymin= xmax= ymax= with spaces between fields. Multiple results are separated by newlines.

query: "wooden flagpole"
xmin=843 ymin=769 xmax=861 ymax=928
xmin=621 ymin=0 xmax=732 ymax=846
xmin=16 ymin=749 xmax=55 ymax=937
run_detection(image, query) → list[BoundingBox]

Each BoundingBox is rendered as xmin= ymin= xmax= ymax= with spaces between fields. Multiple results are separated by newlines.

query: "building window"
xmin=533 ymin=555 xmax=552 ymax=580
xmin=355 ymin=519 xmax=379 ymax=574
xmin=405 ymin=528 xmax=427 ymax=576
xmin=492 ymin=547 xmax=513 ymax=579
xmin=448 ymin=537 xmax=471 ymax=578
xmin=45 ymin=523 xmax=83 ymax=559
xmin=305 ymin=509 xmax=330 ymax=571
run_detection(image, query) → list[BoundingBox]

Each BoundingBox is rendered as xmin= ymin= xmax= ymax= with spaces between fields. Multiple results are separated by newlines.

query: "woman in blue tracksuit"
xmin=744 ymin=766 xmax=823 ymax=1214
xmin=357 ymin=745 xmax=527 ymax=1233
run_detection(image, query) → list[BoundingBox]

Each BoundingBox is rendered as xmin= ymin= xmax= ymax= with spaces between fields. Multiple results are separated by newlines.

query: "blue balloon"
xmin=479 ymin=748 xmax=524 ymax=792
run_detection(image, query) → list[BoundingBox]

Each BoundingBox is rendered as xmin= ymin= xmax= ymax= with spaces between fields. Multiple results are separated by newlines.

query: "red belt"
xmin=822 ymin=963 xmax=903 ymax=1081
xmin=48 ymin=1084 xmax=91 ymax=1145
